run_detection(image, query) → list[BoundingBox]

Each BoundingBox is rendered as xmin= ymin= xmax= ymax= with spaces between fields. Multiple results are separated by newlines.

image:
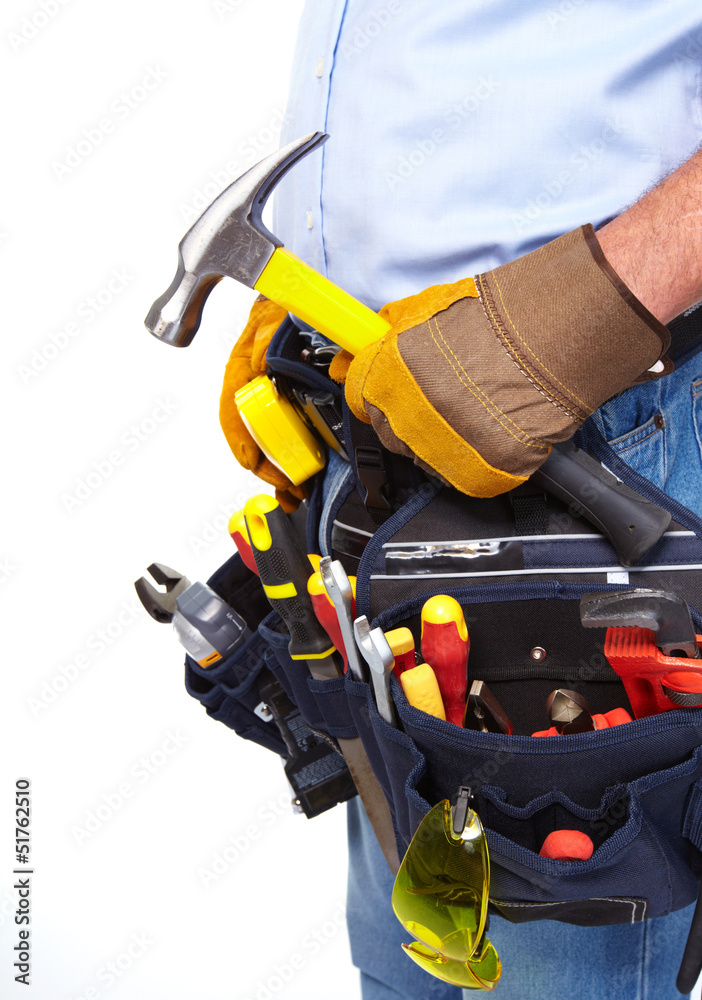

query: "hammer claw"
xmin=145 ymin=131 xmax=328 ymax=348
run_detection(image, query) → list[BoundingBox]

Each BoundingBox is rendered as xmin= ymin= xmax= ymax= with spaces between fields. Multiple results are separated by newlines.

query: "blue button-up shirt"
xmin=274 ymin=0 xmax=702 ymax=310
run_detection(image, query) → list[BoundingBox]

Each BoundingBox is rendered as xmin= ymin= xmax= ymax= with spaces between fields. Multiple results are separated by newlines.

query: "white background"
xmin=5 ymin=3 xmax=702 ymax=1000
xmin=1 ymin=1 xmax=361 ymax=998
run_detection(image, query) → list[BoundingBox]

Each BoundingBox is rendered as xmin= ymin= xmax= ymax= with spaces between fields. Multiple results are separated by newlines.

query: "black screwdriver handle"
xmin=243 ymin=495 xmax=334 ymax=661
xmin=532 ymin=441 xmax=671 ymax=567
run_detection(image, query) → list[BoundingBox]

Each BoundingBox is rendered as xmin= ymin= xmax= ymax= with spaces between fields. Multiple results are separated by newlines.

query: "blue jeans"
xmin=347 ymin=353 xmax=702 ymax=999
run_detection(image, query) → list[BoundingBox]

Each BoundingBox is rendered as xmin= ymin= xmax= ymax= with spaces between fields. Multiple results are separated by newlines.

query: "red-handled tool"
xmin=243 ymin=494 xmax=399 ymax=873
xmin=580 ymin=589 xmax=702 ymax=718
xmin=420 ymin=595 xmax=469 ymax=727
xmin=386 ymin=627 xmax=416 ymax=679
xmin=228 ymin=508 xmax=259 ymax=575
xmin=539 ymin=830 xmax=594 ymax=862
xmin=308 ymin=570 xmax=348 ymax=668
xmin=532 ymin=706 xmax=632 ymax=737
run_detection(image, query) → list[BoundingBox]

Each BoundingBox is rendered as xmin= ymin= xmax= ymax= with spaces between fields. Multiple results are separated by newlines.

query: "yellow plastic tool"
xmin=400 ymin=663 xmax=446 ymax=720
xmin=386 ymin=627 xmax=417 ymax=674
xmin=236 ymin=247 xmax=391 ymax=484
xmin=235 ymin=374 xmax=326 ymax=485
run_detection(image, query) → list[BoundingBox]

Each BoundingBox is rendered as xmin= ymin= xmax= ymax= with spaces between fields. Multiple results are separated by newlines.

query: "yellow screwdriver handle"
xmin=255 ymin=247 xmax=391 ymax=355
xmin=400 ymin=663 xmax=447 ymax=721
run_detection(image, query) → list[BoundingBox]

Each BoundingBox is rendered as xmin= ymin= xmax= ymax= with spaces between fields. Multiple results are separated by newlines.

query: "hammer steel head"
xmin=145 ymin=131 xmax=328 ymax=348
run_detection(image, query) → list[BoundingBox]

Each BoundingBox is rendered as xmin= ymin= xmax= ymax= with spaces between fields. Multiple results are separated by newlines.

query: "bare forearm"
xmin=597 ymin=148 xmax=702 ymax=325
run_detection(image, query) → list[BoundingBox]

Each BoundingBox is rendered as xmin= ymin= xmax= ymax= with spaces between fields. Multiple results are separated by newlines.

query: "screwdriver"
xmin=385 ymin=627 xmax=416 ymax=678
xmin=308 ymin=570 xmax=350 ymax=668
xmin=228 ymin=508 xmax=259 ymax=575
xmin=400 ymin=663 xmax=446 ymax=720
xmin=420 ymin=595 xmax=470 ymax=727
xmin=243 ymin=494 xmax=400 ymax=873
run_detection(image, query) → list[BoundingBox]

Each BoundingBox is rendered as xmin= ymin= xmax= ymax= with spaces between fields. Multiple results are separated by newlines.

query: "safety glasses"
xmin=391 ymin=788 xmax=501 ymax=990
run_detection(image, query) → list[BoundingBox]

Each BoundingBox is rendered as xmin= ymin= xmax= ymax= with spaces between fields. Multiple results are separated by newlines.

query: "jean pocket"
xmin=605 ymin=411 xmax=665 ymax=484
xmin=692 ymin=378 xmax=702 ymax=465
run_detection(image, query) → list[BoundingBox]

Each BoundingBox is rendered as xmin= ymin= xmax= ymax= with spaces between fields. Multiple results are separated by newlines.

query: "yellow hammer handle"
xmin=255 ymin=247 xmax=390 ymax=355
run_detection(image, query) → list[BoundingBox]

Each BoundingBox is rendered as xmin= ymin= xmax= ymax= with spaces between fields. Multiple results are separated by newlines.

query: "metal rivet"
xmin=530 ymin=647 xmax=546 ymax=661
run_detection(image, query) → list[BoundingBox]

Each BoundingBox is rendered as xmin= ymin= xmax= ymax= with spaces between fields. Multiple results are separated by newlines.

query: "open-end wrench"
xmin=353 ymin=616 xmax=398 ymax=728
xmin=319 ymin=557 xmax=366 ymax=682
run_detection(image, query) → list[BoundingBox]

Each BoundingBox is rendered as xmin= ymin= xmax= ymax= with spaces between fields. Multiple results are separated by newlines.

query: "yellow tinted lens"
xmin=402 ymin=937 xmax=502 ymax=990
xmin=392 ymin=800 xmax=489 ymax=962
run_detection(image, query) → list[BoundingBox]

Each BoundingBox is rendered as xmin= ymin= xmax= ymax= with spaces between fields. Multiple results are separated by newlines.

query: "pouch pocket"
xmin=259 ymin=610 xmax=358 ymax=740
xmin=348 ymin=582 xmax=702 ymax=923
xmin=184 ymin=628 xmax=286 ymax=756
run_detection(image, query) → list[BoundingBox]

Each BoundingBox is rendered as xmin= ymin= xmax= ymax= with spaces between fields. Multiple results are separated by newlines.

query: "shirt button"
xmin=306 ymin=211 xmax=314 ymax=229
xmin=315 ymin=57 xmax=325 ymax=78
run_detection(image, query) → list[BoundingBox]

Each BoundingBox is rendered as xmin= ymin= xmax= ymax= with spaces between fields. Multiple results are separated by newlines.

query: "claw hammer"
xmin=146 ymin=132 xmax=671 ymax=566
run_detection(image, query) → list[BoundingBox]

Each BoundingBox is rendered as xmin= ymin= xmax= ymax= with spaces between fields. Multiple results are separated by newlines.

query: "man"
xmin=225 ymin=2 xmax=702 ymax=996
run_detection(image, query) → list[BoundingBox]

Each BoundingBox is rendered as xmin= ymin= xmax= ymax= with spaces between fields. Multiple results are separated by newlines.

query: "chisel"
xmin=243 ymin=494 xmax=400 ymax=873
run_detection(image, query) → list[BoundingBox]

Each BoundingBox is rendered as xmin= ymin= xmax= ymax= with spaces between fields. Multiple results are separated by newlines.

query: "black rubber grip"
xmin=532 ymin=441 xmax=671 ymax=567
xmin=245 ymin=499 xmax=334 ymax=660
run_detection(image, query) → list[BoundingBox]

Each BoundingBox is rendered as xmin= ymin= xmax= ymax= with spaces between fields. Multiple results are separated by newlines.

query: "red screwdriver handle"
xmin=420 ymin=595 xmax=469 ymax=727
xmin=228 ymin=509 xmax=259 ymax=575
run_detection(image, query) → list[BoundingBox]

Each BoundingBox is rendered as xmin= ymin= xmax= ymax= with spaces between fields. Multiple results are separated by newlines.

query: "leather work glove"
xmin=338 ymin=224 xmax=672 ymax=498
xmin=219 ymin=295 xmax=307 ymax=511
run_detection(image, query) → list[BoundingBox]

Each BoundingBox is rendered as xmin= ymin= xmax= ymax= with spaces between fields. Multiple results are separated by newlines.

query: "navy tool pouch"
xmin=186 ymin=313 xmax=702 ymax=928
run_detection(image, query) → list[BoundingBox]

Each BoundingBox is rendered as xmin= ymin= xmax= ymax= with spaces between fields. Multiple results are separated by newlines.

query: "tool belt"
xmin=185 ymin=314 xmax=702 ymax=928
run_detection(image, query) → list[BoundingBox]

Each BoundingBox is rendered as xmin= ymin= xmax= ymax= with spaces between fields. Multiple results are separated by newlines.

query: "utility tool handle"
xmin=243 ymin=495 xmax=334 ymax=661
xmin=532 ymin=441 xmax=671 ymax=566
